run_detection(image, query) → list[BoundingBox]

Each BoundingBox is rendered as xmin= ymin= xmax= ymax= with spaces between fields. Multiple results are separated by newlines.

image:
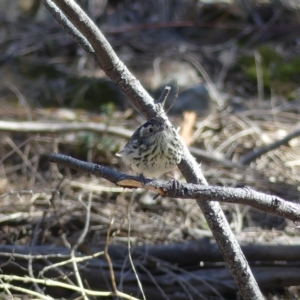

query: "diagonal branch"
xmin=43 ymin=1 xmax=264 ymax=298
xmin=49 ymin=0 xmax=156 ymax=119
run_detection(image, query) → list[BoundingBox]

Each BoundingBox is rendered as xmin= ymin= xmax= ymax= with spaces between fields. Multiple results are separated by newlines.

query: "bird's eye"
xmin=149 ymin=128 xmax=153 ymax=133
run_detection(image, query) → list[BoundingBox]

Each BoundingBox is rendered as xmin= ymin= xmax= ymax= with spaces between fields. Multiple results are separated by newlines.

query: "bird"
xmin=116 ymin=116 xmax=183 ymax=179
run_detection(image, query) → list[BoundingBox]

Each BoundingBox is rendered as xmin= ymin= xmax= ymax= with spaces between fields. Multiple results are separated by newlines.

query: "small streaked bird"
xmin=116 ymin=117 xmax=183 ymax=178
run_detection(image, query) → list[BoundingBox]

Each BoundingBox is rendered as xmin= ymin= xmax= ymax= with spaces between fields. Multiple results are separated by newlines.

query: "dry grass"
xmin=0 ymin=100 xmax=299 ymax=249
xmin=1 ymin=104 xmax=299 ymax=298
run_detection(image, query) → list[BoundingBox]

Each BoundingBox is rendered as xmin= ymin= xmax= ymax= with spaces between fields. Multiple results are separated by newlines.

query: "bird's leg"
xmin=171 ymin=177 xmax=180 ymax=190
xmin=138 ymin=173 xmax=147 ymax=186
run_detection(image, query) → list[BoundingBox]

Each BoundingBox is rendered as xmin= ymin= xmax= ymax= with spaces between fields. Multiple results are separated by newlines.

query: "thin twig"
xmin=0 ymin=119 xmax=238 ymax=168
xmin=239 ymin=126 xmax=300 ymax=165
xmin=255 ymin=50 xmax=264 ymax=104
xmin=0 ymin=120 xmax=132 ymax=138
xmin=69 ymin=192 xmax=93 ymax=300
xmin=183 ymin=54 xmax=224 ymax=107
xmin=42 ymin=0 xmax=95 ymax=55
xmin=39 ymin=251 xmax=104 ymax=278
xmin=0 ymin=274 xmax=141 ymax=300
xmin=159 ymin=266 xmax=203 ymax=300
xmin=0 ymin=283 xmax=53 ymax=300
xmin=49 ymin=153 xmax=300 ymax=222
xmin=5 ymin=82 xmax=32 ymax=121
xmin=71 ymin=192 xmax=92 ymax=251
xmin=159 ymin=262 xmax=225 ymax=300
xmin=5 ymin=137 xmax=46 ymax=184
xmin=0 ymin=278 xmax=13 ymax=298
xmin=43 ymin=1 xmax=264 ymax=298
xmin=29 ymin=218 xmax=44 ymax=295
xmin=105 ymin=213 xmax=118 ymax=294
xmin=155 ymin=86 xmax=171 ymax=106
xmin=0 ymin=136 xmax=36 ymax=165
xmin=215 ymin=128 xmax=257 ymax=154
xmin=127 ymin=193 xmax=146 ymax=300
xmin=134 ymin=263 xmax=170 ymax=300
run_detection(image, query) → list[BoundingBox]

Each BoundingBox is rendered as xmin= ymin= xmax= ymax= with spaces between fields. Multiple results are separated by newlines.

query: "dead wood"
xmin=0 ymin=240 xmax=300 ymax=299
xmin=40 ymin=3 xmax=263 ymax=298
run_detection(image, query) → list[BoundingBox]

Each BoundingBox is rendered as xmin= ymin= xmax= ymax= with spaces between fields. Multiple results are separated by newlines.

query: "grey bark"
xmin=43 ymin=0 xmax=265 ymax=298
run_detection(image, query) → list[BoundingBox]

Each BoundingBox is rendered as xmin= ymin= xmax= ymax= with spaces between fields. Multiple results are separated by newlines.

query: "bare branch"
xmin=42 ymin=0 xmax=95 ymax=56
xmin=49 ymin=153 xmax=300 ymax=222
xmin=46 ymin=0 xmax=156 ymax=119
xmin=0 ymin=120 xmax=132 ymax=138
xmin=155 ymin=86 xmax=171 ymax=106
xmin=43 ymin=1 xmax=264 ymax=298
xmin=239 ymin=125 xmax=300 ymax=165
xmin=0 ymin=274 xmax=140 ymax=300
xmin=0 ymin=120 xmax=237 ymax=168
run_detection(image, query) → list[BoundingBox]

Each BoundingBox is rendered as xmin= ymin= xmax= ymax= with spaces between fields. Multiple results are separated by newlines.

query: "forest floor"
xmin=0 ymin=1 xmax=300 ymax=299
